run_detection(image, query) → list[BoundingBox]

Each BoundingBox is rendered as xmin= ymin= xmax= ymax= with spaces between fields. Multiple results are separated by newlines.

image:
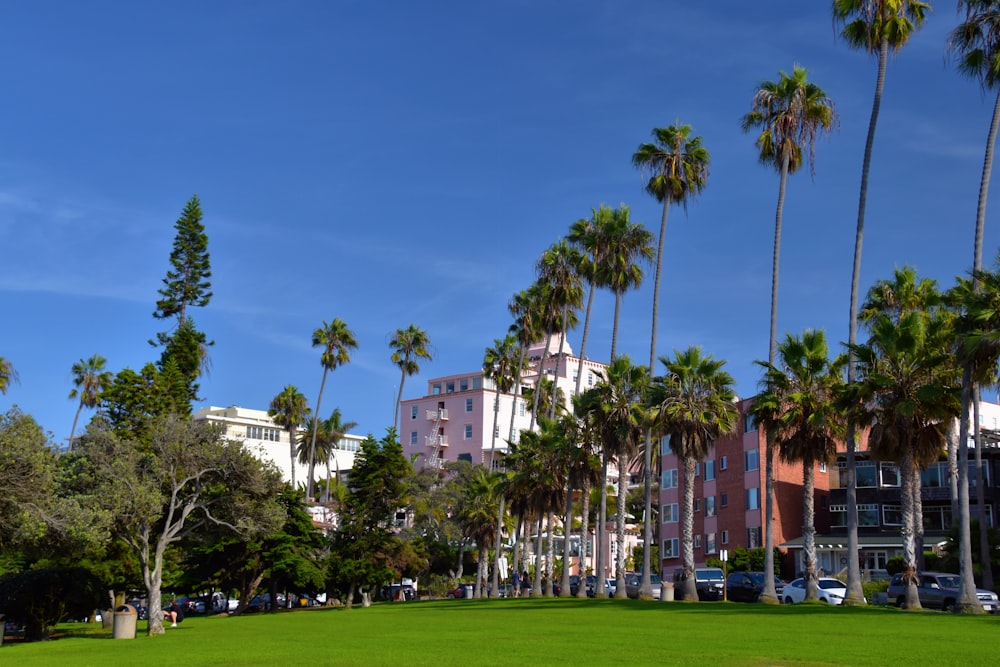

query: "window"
xmin=865 ymin=551 xmax=889 ymax=570
xmin=662 ymin=469 xmax=678 ymax=489
xmin=882 ymin=504 xmax=903 ymax=526
xmin=458 ymin=453 xmax=472 ymax=463
xmin=472 ymin=377 xmax=482 ymax=390
xmin=924 ymin=505 xmax=953 ymax=532
xmin=856 ymin=461 xmax=877 ymax=488
xmin=663 ymin=538 xmax=679 ymax=559
xmin=832 ymin=503 xmax=879 ymax=528
xmin=663 ymin=503 xmax=679 ymax=523
xmin=411 ymin=405 xmax=418 ymax=419
xmin=746 ymin=487 xmax=760 ymax=510
xmin=747 ymin=527 xmax=761 ymax=549
xmin=705 ymin=496 xmax=716 ymax=518
xmin=460 ymin=378 xmax=469 ymax=391
xmin=880 ymin=463 xmax=900 ymax=487
xmin=588 ymin=372 xmax=595 ymax=387
xmin=693 ymin=498 xmax=700 ymax=513
xmin=465 ymin=398 xmax=474 ymax=413
xmin=819 ymin=462 xmax=827 ymax=473
xmin=409 ymin=431 xmax=417 ymax=445
xmin=720 ymin=493 xmax=728 ymax=507
xmin=745 ymin=450 xmax=759 ymax=472
xmin=446 ymin=381 xmax=455 ymax=394
xmin=494 ymin=425 xmax=500 ymax=438
xmin=518 ymin=401 xmax=525 ymax=417
xmin=432 ymin=383 xmax=441 ymax=395
xmin=464 ymin=424 xmax=473 ymax=439
xmin=704 ymin=460 xmax=715 ymax=482
xmin=721 ymin=530 xmax=729 ymax=545
xmin=694 ymin=534 xmax=702 ymax=549
xmin=744 ymin=413 xmax=757 ymax=432
xmin=695 ymin=464 xmax=700 ymax=477
xmin=706 ymin=532 xmax=717 ymax=555
xmin=572 ymin=371 xmax=578 ymax=383
xmin=720 ymin=455 xmax=727 ymax=471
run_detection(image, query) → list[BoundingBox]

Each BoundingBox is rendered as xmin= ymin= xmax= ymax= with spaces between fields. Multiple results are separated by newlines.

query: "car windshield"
xmin=699 ymin=570 xmax=724 ymax=581
xmin=934 ymin=576 xmax=960 ymax=588
xmin=819 ymin=580 xmax=846 ymax=590
xmin=650 ymin=575 xmax=662 ymax=585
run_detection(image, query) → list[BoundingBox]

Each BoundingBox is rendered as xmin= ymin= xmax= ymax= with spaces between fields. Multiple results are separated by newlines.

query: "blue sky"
xmin=1 ymin=1 xmax=997 ymax=447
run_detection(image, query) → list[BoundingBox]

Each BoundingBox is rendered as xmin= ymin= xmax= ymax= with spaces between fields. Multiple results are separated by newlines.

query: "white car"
xmin=782 ymin=577 xmax=846 ymax=605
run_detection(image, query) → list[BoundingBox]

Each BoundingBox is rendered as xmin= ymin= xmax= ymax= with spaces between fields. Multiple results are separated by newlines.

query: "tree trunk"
xmin=900 ymin=448 xmax=921 ymax=610
xmin=974 ymin=387 xmax=994 ymax=590
xmin=574 ymin=282 xmax=596 ymax=398
xmin=614 ymin=456 xmax=628 ymax=599
xmin=577 ymin=476 xmax=592 ymax=598
xmin=307 ymin=368 xmax=330 ymax=500
xmin=957 ymin=368 xmax=982 ymax=612
xmin=288 ymin=427 xmax=297 ymax=490
xmin=560 ymin=484 xmax=574 ymax=597
xmin=532 ymin=513 xmax=544 ymax=596
xmin=529 ymin=330 xmax=554 ymax=431
xmin=595 ymin=455 xmax=609 ymax=596
xmin=803 ymin=460 xmax=818 ymax=601
xmin=69 ymin=402 xmax=83 ymax=451
xmin=394 ymin=372 xmax=406 ymax=436
xmin=680 ymin=452 xmax=697 ymax=602
xmin=545 ymin=511 xmax=556 ymax=596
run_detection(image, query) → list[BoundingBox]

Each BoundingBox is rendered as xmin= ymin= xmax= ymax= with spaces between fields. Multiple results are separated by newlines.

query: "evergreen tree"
xmin=153 ymin=195 xmax=212 ymax=332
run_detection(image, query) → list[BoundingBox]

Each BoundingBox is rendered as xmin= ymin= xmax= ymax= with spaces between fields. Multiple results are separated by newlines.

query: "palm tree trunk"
xmin=530 ymin=330 xmax=554 ymax=431
xmin=550 ymin=309 xmax=569 ymax=421
xmin=69 ymin=402 xmax=83 ymax=451
xmin=913 ymin=461 xmax=925 ymax=573
xmin=545 ymin=510 xmax=556 ymax=596
xmin=680 ymin=452 xmax=697 ymax=602
xmin=843 ymin=35 xmax=890 ymax=608
xmin=803 ymin=460 xmax=818 ymax=601
xmin=288 ymin=427 xmax=297 ymax=490
xmin=974 ymin=386 xmax=994 ymax=589
xmin=491 ymin=495 xmax=506 ymax=599
xmin=762 ymin=152 xmax=790 ymax=606
xmin=614 ymin=456 xmax=628 ymax=598
xmin=560 ymin=484 xmax=574 ymax=597
xmin=577 ymin=477 xmax=592 ymax=598
xmin=394 ymin=372 xmax=406 ymax=436
xmin=595 ymin=455 xmax=609 ymax=596
xmin=532 ymin=513 xmax=544 ymax=596
xmin=511 ymin=514 xmax=523 ymax=587
xmin=574 ymin=282 xmax=596 ymax=397
xmin=957 ymin=369 xmax=982 ymax=611
xmin=307 ymin=368 xmax=330 ymax=500
xmin=900 ymin=448 xmax=921 ymax=610
xmin=949 ymin=416 xmax=960 ymax=520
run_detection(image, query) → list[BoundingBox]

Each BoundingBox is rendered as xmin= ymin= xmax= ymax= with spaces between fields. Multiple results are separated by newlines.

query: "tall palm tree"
xmin=0 ymin=356 xmax=19 ymax=395
xmin=633 ymin=122 xmax=710 ymax=597
xmin=533 ymin=242 xmax=583 ymax=425
xmin=581 ymin=356 xmax=648 ymax=598
xmin=567 ymin=393 xmax=603 ymax=597
xmin=307 ymin=318 xmax=358 ymax=501
xmin=390 ymin=324 xmax=432 ymax=435
xmin=846 ymin=311 xmax=960 ymax=611
xmin=741 ymin=63 xmax=837 ymax=604
xmin=834 ymin=0 xmax=930 ymax=605
xmin=269 ymin=385 xmax=310 ymax=490
xmin=752 ymin=331 xmax=845 ymax=602
xmin=68 ymin=354 xmax=112 ymax=448
xmin=949 ymin=1 xmax=1000 ymax=599
xmin=600 ymin=205 xmax=654 ymax=361
xmin=483 ymin=333 xmax=522 ymax=597
xmin=648 ymin=346 xmax=738 ymax=602
xmin=320 ymin=407 xmax=358 ymax=501
xmin=568 ymin=205 xmax=614 ymax=399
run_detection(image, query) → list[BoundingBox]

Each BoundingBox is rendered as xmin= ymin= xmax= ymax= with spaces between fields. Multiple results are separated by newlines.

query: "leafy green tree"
xmin=153 ymin=195 xmax=212 ymax=332
xmin=301 ymin=408 xmax=358 ymax=502
xmin=0 ymin=408 xmax=62 ymax=549
xmin=99 ymin=363 xmax=174 ymax=443
xmin=390 ymin=324 xmax=433 ymax=434
xmin=77 ymin=415 xmax=285 ymax=634
xmin=0 ymin=567 xmax=105 ymax=641
xmin=68 ymin=354 xmax=112 ymax=450
xmin=752 ymin=330 xmax=845 ymax=601
xmin=269 ymin=385 xmax=310 ymax=489
xmin=633 ymin=122 xmax=710 ymax=598
xmin=834 ymin=0 xmax=930 ymax=605
xmin=459 ymin=466 xmax=501 ymax=598
xmin=649 ymin=347 xmax=738 ymax=602
xmin=157 ymin=317 xmax=210 ymax=410
xmin=307 ymin=318 xmax=358 ymax=501
xmin=0 ymin=356 xmax=18 ymax=394
xmin=334 ymin=430 xmax=411 ymax=607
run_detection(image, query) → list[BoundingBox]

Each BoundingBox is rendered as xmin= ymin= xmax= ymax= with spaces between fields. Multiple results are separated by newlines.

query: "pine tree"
xmin=153 ymin=195 xmax=212 ymax=339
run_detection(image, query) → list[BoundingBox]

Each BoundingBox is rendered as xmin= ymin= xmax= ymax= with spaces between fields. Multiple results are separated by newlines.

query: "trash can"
xmin=462 ymin=584 xmax=474 ymax=599
xmin=661 ymin=582 xmax=675 ymax=602
xmin=101 ymin=609 xmax=114 ymax=629
xmin=112 ymin=604 xmax=137 ymax=639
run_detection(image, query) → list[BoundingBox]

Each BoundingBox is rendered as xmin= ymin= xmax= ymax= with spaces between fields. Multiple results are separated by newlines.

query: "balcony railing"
xmin=426 ymin=434 xmax=449 ymax=447
xmin=426 ymin=409 xmax=449 ymax=421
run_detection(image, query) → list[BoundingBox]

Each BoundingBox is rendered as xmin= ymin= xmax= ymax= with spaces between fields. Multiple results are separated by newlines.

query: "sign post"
xmin=720 ymin=549 xmax=729 ymax=601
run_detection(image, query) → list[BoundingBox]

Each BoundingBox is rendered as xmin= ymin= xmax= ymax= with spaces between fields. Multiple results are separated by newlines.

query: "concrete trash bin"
xmin=112 ymin=604 xmax=137 ymax=639
xmin=661 ymin=582 xmax=675 ymax=602
xmin=462 ymin=584 xmax=474 ymax=599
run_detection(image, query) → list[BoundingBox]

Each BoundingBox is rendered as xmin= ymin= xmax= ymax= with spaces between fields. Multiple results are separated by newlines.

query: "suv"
xmin=887 ymin=572 xmax=998 ymax=613
xmin=673 ymin=567 xmax=725 ymax=601
xmin=726 ymin=571 xmax=785 ymax=603
xmin=624 ymin=573 xmax=663 ymax=599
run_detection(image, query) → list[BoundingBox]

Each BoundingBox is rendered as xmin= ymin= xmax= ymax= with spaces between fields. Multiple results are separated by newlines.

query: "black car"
xmin=569 ymin=574 xmax=598 ymax=597
xmin=673 ymin=567 xmax=725 ymax=601
xmin=726 ymin=571 xmax=785 ymax=602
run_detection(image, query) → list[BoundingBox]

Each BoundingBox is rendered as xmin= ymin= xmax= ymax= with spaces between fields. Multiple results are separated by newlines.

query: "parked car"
xmin=782 ymin=577 xmax=846 ymax=605
xmin=446 ymin=584 xmax=473 ymax=599
xmin=887 ymin=572 xmax=999 ymax=613
xmin=604 ymin=578 xmax=617 ymax=597
xmin=569 ymin=574 xmax=598 ymax=597
xmin=673 ymin=567 xmax=726 ymax=601
xmin=624 ymin=573 xmax=663 ymax=599
xmin=380 ymin=584 xmax=416 ymax=602
xmin=726 ymin=571 xmax=786 ymax=603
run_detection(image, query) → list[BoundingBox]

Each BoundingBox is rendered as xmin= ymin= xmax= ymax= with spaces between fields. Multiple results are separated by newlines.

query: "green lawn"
xmin=3 ymin=597 xmax=997 ymax=666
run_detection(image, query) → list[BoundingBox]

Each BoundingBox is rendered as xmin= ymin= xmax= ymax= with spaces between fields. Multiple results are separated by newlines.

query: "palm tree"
xmin=269 ymin=385 xmax=310 ymax=490
xmin=568 ymin=393 xmax=603 ymax=597
xmin=307 ymin=318 xmax=358 ymax=501
xmin=68 ymin=354 xmax=112 ymax=448
xmin=648 ymin=346 xmax=738 ymax=602
xmin=752 ymin=331 xmax=845 ymax=602
xmin=320 ymin=407 xmax=358 ymax=501
xmin=834 ymin=0 xmax=930 ymax=605
xmin=459 ymin=466 xmax=502 ymax=598
xmin=483 ymin=333 xmax=522 ymax=597
xmin=633 ymin=122 xmax=710 ymax=597
xmin=581 ymin=356 xmax=648 ymax=598
xmin=0 ymin=356 xmax=19 ymax=395
xmin=390 ymin=324 xmax=432 ymax=435
xmin=741 ymin=63 xmax=837 ymax=604
xmin=846 ymin=312 xmax=960 ymax=610
xmin=568 ymin=205 xmax=613 ymax=399
xmin=949 ymin=1 xmax=1000 ymax=599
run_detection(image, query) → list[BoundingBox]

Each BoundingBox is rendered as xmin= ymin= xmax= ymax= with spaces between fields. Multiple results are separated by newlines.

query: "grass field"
xmin=3 ymin=597 xmax=997 ymax=666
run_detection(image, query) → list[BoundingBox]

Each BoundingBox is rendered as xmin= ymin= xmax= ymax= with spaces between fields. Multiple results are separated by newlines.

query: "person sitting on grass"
xmin=164 ymin=600 xmax=185 ymax=628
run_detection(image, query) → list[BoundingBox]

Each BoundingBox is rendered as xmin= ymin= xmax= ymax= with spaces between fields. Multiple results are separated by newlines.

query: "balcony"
xmin=426 ymin=409 xmax=449 ymax=421
xmin=426 ymin=434 xmax=449 ymax=448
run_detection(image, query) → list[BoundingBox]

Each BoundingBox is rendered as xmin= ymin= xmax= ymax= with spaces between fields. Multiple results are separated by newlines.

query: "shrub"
xmin=0 ymin=566 xmax=105 ymax=641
